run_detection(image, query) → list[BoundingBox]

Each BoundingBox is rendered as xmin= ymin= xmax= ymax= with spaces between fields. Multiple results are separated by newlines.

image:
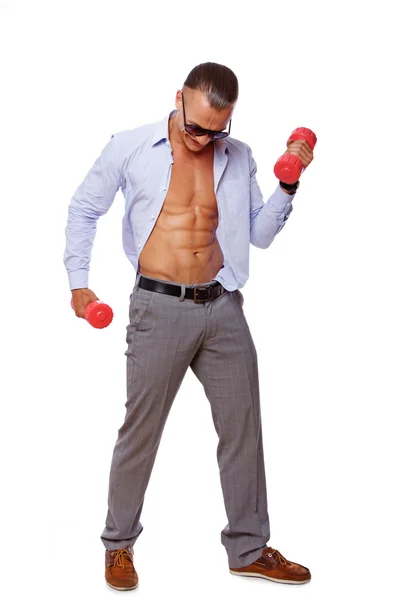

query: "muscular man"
xmin=63 ymin=62 xmax=314 ymax=591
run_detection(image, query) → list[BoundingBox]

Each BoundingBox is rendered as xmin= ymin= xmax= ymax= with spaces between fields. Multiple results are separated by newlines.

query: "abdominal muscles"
xmin=138 ymin=192 xmax=224 ymax=285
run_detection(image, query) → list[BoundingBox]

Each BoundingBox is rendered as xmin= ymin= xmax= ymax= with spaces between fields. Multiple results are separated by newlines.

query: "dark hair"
xmin=183 ymin=62 xmax=238 ymax=110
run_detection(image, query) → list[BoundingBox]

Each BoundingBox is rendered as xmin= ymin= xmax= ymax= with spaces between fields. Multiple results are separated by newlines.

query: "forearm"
xmin=250 ymin=184 xmax=295 ymax=248
xmin=63 ymin=204 xmax=98 ymax=290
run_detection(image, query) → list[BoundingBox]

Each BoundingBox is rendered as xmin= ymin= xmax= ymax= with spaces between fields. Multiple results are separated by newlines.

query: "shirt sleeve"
xmin=63 ymin=133 xmax=124 ymax=290
xmin=247 ymin=144 xmax=295 ymax=249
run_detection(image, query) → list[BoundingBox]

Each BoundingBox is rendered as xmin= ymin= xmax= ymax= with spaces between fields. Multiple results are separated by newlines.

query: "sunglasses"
xmin=181 ymin=91 xmax=232 ymax=140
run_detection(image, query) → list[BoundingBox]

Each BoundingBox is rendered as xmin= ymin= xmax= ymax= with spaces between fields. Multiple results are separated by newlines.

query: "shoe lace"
xmin=267 ymin=547 xmax=288 ymax=565
xmin=111 ymin=548 xmax=133 ymax=569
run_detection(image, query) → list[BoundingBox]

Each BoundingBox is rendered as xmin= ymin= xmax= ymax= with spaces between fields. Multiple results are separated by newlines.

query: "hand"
xmin=71 ymin=288 xmax=99 ymax=319
xmin=285 ymin=138 xmax=314 ymax=169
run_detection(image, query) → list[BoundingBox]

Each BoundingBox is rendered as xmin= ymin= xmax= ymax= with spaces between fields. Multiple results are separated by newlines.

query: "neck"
xmin=168 ymin=114 xmax=185 ymax=148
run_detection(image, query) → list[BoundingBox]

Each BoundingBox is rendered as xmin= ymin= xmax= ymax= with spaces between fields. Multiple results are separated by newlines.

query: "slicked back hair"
xmin=183 ymin=62 xmax=238 ymax=110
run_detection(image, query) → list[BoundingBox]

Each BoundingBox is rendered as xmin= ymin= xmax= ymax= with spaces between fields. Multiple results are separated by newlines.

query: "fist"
xmin=71 ymin=287 xmax=99 ymax=319
xmin=285 ymin=138 xmax=314 ymax=169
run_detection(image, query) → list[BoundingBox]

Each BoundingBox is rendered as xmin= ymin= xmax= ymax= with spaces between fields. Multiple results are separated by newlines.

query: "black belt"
xmin=138 ymin=276 xmax=225 ymax=303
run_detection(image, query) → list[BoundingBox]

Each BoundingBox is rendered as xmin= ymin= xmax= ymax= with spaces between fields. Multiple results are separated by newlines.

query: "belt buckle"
xmin=193 ymin=286 xmax=211 ymax=303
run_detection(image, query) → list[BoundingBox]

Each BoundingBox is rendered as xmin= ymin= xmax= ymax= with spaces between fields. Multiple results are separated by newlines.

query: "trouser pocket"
xmin=129 ymin=286 xmax=154 ymax=328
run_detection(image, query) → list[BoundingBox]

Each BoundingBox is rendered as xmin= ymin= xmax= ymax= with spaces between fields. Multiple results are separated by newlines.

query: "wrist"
xmin=279 ymin=180 xmax=299 ymax=195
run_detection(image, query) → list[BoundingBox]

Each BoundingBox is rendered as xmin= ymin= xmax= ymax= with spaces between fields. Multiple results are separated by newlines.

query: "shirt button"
xmin=138 ymin=244 xmax=142 ymax=248
xmin=151 ymin=215 xmax=155 ymax=220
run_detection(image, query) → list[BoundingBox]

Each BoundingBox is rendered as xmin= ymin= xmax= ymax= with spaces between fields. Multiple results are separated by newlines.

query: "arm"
xmin=63 ymin=134 xmax=124 ymax=291
xmin=247 ymin=144 xmax=295 ymax=249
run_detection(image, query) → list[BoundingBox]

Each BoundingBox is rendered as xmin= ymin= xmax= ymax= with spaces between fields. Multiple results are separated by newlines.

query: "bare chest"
xmin=163 ymin=146 xmax=217 ymax=216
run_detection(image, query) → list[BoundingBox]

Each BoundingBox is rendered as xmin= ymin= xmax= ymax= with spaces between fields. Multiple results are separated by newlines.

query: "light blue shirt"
xmin=63 ymin=108 xmax=296 ymax=292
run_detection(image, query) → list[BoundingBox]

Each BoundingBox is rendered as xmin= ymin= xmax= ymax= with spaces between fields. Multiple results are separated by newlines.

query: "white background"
xmin=1 ymin=0 xmax=399 ymax=598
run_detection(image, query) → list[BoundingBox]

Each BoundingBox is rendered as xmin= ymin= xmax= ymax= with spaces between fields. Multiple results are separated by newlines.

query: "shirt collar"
xmin=151 ymin=109 xmax=176 ymax=146
xmin=151 ymin=108 xmax=228 ymax=152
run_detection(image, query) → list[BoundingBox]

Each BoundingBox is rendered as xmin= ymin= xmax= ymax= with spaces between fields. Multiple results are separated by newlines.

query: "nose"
xmin=196 ymin=134 xmax=210 ymax=144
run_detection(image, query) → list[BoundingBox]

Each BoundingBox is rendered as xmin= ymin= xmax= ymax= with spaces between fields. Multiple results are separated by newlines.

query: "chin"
xmin=185 ymin=133 xmax=204 ymax=150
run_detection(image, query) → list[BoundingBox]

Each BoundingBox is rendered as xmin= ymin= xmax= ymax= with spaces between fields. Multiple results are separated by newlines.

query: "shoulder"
xmin=104 ymin=117 xmax=163 ymax=166
xmin=109 ymin=120 xmax=158 ymax=150
xmin=225 ymin=136 xmax=252 ymax=161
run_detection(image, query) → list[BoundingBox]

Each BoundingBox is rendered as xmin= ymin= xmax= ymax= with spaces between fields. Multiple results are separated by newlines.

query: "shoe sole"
xmin=229 ymin=569 xmax=311 ymax=585
xmin=106 ymin=581 xmax=139 ymax=591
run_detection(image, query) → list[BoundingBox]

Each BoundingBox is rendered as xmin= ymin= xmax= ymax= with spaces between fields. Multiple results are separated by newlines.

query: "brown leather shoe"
xmin=105 ymin=547 xmax=139 ymax=591
xmin=229 ymin=546 xmax=311 ymax=584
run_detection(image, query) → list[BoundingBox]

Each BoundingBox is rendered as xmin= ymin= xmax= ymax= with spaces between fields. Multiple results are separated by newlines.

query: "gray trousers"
xmin=100 ymin=271 xmax=271 ymax=569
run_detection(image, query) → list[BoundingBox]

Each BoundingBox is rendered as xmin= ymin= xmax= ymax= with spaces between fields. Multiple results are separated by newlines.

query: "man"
xmin=64 ymin=62 xmax=314 ymax=591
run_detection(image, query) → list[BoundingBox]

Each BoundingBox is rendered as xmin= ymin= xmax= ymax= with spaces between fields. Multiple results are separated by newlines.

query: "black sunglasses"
xmin=181 ymin=91 xmax=231 ymax=140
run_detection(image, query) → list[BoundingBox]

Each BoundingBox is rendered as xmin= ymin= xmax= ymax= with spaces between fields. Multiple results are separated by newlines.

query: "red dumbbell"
xmin=274 ymin=127 xmax=317 ymax=184
xmin=70 ymin=298 xmax=113 ymax=329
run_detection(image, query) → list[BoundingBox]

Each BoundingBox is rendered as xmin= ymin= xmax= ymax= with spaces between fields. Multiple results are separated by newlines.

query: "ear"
xmin=175 ymin=89 xmax=182 ymax=110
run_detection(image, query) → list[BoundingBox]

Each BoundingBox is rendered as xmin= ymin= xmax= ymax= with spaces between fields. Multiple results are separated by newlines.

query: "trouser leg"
xmin=190 ymin=289 xmax=270 ymax=568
